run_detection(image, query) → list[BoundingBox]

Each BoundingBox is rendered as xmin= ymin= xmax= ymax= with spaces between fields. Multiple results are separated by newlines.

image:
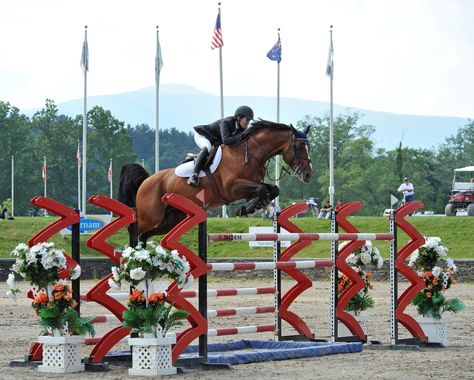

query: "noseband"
xmin=282 ymin=135 xmax=312 ymax=177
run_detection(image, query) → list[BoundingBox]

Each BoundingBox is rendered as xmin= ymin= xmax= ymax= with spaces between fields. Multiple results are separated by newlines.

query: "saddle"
xmin=182 ymin=145 xmax=219 ymax=170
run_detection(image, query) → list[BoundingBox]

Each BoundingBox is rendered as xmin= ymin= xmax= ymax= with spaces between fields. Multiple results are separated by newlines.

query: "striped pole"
xmin=206 ymin=260 xmax=333 ymax=272
xmin=85 ymin=324 xmax=277 ymax=345
xmin=81 ymin=286 xmax=276 ymax=302
xmin=208 ymin=232 xmax=394 ymax=242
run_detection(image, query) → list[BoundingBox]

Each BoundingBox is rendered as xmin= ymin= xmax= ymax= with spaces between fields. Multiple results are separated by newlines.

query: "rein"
xmin=241 ymin=134 xmax=311 ymax=181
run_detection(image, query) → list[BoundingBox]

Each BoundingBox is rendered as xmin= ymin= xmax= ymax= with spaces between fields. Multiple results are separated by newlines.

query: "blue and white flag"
xmin=80 ymin=32 xmax=89 ymax=72
xmin=267 ymin=35 xmax=282 ymax=63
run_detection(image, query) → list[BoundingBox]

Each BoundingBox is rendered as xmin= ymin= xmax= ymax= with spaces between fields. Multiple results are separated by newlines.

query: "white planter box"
xmin=416 ymin=317 xmax=450 ymax=347
xmin=37 ymin=335 xmax=85 ymax=373
xmin=129 ymin=333 xmax=177 ymax=376
xmin=338 ymin=314 xmax=369 ymax=337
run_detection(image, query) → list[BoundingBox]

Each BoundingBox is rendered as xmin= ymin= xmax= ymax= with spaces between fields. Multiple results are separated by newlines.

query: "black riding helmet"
xmin=234 ymin=105 xmax=254 ymax=120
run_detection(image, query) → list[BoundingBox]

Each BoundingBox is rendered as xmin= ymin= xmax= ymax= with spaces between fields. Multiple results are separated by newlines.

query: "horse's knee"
xmin=268 ymin=185 xmax=279 ymax=200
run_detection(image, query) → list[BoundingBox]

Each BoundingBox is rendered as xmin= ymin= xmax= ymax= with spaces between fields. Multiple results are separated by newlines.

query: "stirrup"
xmin=187 ymin=173 xmax=199 ymax=187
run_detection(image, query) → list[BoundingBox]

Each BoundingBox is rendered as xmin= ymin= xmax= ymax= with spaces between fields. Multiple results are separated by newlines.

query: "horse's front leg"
xmin=230 ymin=180 xmax=279 ymax=216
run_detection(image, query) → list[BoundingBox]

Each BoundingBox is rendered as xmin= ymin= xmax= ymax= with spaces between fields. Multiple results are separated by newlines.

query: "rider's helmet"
xmin=234 ymin=105 xmax=254 ymax=120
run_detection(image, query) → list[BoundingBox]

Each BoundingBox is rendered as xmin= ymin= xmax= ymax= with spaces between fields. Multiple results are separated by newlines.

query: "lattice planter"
xmin=416 ymin=317 xmax=450 ymax=347
xmin=37 ymin=335 xmax=85 ymax=373
xmin=338 ymin=314 xmax=369 ymax=338
xmin=128 ymin=333 xmax=177 ymax=376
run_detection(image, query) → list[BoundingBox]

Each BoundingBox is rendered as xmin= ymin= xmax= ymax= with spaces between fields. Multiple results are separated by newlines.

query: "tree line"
xmin=0 ymin=99 xmax=472 ymax=216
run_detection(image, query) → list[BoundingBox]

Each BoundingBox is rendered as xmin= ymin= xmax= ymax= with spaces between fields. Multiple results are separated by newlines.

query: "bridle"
xmin=241 ymin=132 xmax=312 ymax=180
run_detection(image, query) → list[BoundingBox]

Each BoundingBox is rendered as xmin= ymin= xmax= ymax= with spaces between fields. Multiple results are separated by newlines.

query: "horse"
xmin=118 ymin=119 xmax=313 ymax=243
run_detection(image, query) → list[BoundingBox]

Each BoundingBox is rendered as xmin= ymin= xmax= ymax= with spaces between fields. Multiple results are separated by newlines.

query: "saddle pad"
xmin=174 ymin=146 xmax=223 ymax=178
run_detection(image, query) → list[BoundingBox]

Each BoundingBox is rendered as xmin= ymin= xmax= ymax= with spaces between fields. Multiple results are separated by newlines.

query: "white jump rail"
xmin=208 ymin=232 xmax=394 ymax=242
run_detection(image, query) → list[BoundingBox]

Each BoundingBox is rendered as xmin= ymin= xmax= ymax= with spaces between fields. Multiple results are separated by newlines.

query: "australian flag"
xmin=266 ymin=35 xmax=281 ymax=63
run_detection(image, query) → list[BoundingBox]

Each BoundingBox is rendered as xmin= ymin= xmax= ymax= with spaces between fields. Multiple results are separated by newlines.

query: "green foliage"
xmin=345 ymin=292 xmax=374 ymax=314
xmin=412 ymin=291 xmax=465 ymax=320
xmin=1 ymin=99 xmax=473 ymax=216
xmin=123 ymin=289 xmax=188 ymax=337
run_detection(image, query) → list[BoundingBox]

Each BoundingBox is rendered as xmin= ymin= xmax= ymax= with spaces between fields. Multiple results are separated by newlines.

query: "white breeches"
xmin=194 ymin=132 xmax=212 ymax=151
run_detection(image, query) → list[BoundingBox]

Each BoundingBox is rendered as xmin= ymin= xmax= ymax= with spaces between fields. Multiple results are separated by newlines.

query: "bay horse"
xmin=118 ymin=119 xmax=313 ymax=242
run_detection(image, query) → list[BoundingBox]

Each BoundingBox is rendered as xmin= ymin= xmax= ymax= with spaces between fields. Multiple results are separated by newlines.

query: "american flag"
xmin=76 ymin=142 xmax=81 ymax=167
xmin=42 ymin=158 xmax=47 ymax=182
xmin=211 ymin=12 xmax=223 ymax=49
xmin=108 ymin=160 xmax=112 ymax=183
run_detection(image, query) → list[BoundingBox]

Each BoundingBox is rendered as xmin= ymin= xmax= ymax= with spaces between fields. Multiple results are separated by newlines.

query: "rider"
xmin=187 ymin=105 xmax=254 ymax=187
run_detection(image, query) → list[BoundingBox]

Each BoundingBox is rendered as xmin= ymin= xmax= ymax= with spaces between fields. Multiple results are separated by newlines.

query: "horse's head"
xmin=283 ymin=124 xmax=313 ymax=182
xmin=247 ymin=120 xmax=313 ymax=183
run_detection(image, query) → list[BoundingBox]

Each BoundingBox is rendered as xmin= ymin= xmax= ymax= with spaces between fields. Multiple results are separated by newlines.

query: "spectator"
xmin=318 ymin=201 xmax=333 ymax=219
xmin=261 ymin=202 xmax=275 ymax=220
xmin=335 ymin=200 xmax=344 ymax=212
xmin=306 ymin=197 xmax=319 ymax=217
xmin=397 ymin=177 xmax=415 ymax=203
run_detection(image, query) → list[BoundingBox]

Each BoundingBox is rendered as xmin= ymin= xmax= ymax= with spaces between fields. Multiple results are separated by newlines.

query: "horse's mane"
xmin=247 ymin=119 xmax=291 ymax=137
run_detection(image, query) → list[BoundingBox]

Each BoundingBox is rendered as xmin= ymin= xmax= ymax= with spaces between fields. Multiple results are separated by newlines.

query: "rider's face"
xmin=239 ymin=117 xmax=250 ymax=129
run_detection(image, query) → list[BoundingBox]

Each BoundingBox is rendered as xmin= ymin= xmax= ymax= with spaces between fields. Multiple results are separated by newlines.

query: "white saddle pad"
xmin=174 ymin=147 xmax=223 ymax=178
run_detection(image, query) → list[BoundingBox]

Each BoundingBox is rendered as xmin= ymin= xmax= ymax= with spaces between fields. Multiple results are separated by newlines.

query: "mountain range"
xmin=25 ymin=84 xmax=469 ymax=150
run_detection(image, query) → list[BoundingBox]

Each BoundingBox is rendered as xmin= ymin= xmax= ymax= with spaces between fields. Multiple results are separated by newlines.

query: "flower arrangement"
xmin=109 ymin=242 xmax=192 ymax=338
xmin=337 ymin=241 xmax=383 ymax=315
xmin=6 ymin=242 xmax=94 ymax=337
xmin=408 ymin=237 xmax=464 ymax=319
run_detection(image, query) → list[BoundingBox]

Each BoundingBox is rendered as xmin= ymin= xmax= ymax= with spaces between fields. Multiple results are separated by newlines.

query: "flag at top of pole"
xmin=76 ymin=141 xmax=81 ymax=167
xmin=41 ymin=157 xmax=47 ymax=182
xmin=80 ymin=29 xmax=89 ymax=72
xmin=211 ymin=10 xmax=223 ymax=49
xmin=266 ymin=33 xmax=282 ymax=63
xmin=326 ymin=27 xmax=334 ymax=77
xmin=108 ymin=159 xmax=112 ymax=183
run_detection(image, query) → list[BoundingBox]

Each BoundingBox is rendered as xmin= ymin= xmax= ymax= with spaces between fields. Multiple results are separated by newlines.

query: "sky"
xmin=1 ymin=0 xmax=473 ymax=118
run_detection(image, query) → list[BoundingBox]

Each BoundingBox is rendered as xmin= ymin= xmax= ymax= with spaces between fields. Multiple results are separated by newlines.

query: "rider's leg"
xmin=187 ymin=133 xmax=211 ymax=187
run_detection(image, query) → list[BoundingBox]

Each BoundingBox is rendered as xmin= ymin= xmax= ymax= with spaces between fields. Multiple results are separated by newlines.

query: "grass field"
xmin=1 ymin=215 xmax=472 ymax=259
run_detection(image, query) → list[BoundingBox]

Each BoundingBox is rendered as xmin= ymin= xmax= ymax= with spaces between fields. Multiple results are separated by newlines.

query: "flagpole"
xmin=81 ymin=25 xmax=88 ymax=215
xmin=77 ymin=140 xmax=81 ymax=212
xmin=328 ymin=25 xmax=335 ymax=206
xmin=275 ymin=28 xmax=281 ymax=210
xmin=217 ymin=3 xmax=227 ymax=218
xmin=43 ymin=156 xmax=47 ymax=198
xmin=155 ymin=25 xmax=161 ymax=173
xmin=109 ymin=158 xmax=113 ymax=216
xmin=11 ymin=155 xmax=14 ymax=218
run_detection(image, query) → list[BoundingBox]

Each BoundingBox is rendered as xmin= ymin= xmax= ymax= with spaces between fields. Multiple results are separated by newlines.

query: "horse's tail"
xmin=118 ymin=163 xmax=150 ymax=208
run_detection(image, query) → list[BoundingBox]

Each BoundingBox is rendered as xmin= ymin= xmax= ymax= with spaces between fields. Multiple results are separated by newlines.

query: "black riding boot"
xmin=187 ymin=147 xmax=209 ymax=187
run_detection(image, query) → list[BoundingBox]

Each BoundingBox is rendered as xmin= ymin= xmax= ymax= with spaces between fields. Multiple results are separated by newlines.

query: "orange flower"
xmin=53 ymin=283 xmax=64 ymax=292
xmin=129 ymin=289 xmax=145 ymax=303
xmin=33 ymin=292 xmax=48 ymax=305
xmin=366 ymin=272 xmax=373 ymax=280
xmin=148 ymin=292 xmax=165 ymax=304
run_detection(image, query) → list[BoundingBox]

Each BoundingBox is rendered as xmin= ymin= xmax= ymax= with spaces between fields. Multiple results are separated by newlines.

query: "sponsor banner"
xmin=60 ymin=214 xmax=112 ymax=235
xmin=248 ymin=227 xmax=291 ymax=248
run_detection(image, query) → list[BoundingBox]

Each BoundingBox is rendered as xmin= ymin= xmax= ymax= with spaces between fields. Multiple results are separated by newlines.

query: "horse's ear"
xmin=303 ymin=125 xmax=310 ymax=136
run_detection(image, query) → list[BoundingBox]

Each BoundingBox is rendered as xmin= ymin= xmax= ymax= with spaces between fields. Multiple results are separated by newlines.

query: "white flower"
xmin=346 ymin=254 xmax=358 ymax=265
xmin=377 ymin=256 xmax=384 ymax=269
xmin=408 ymin=250 xmax=419 ymax=267
xmin=445 ymin=258 xmax=457 ymax=273
xmin=432 ymin=266 xmax=442 ymax=277
xmin=7 ymin=273 xmax=16 ymax=289
xmin=121 ymin=247 xmax=134 ymax=259
xmin=70 ymin=265 xmax=81 ymax=280
xmin=435 ymin=245 xmax=448 ymax=257
xmin=130 ymin=268 xmax=146 ymax=281
xmin=108 ymin=278 xmax=120 ymax=289
xmin=181 ymin=274 xmax=194 ymax=289
xmin=134 ymin=249 xmax=151 ymax=262
xmin=360 ymin=251 xmax=372 ymax=265
xmin=111 ymin=266 xmax=121 ymax=281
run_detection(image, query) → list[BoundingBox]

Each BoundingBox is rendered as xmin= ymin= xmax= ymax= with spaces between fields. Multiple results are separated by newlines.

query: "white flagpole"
xmin=81 ymin=25 xmax=88 ymax=215
xmin=155 ymin=25 xmax=163 ymax=173
xmin=11 ymin=155 xmax=14 ymax=218
xmin=43 ymin=156 xmax=47 ymax=198
xmin=218 ymin=4 xmax=227 ymax=218
xmin=328 ymin=26 xmax=335 ymax=206
xmin=109 ymin=158 xmax=113 ymax=216
xmin=275 ymin=28 xmax=281 ymax=210
xmin=77 ymin=140 xmax=81 ymax=211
